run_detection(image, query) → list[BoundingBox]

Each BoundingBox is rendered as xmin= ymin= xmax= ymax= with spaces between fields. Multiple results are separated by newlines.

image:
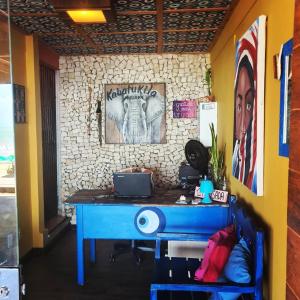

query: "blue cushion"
xmin=209 ymin=238 xmax=252 ymax=300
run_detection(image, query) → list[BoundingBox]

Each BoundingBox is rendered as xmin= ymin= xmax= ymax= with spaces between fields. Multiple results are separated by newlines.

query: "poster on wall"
xmin=173 ymin=100 xmax=197 ymax=118
xmin=279 ymin=39 xmax=293 ymax=157
xmin=105 ymin=83 xmax=166 ymax=144
xmin=232 ymin=15 xmax=266 ymax=196
xmin=13 ymin=84 xmax=26 ymax=123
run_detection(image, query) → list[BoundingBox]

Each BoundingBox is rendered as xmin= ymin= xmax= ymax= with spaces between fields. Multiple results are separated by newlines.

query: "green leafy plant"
xmin=205 ymin=67 xmax=212 ymax=96
xmin=208 ymin=123 xmax=226 ymax=188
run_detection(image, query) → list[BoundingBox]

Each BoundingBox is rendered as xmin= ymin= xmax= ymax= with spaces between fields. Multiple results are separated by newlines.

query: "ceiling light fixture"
xmin=66 ymin=10 xmax=107 ymax=23
xmin=49 ymin=0 xmax=115 ymax=23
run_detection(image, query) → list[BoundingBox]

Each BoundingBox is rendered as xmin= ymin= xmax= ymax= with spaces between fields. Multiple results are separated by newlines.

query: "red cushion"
xmin=194 ymin=224 xmax=236 ymax=282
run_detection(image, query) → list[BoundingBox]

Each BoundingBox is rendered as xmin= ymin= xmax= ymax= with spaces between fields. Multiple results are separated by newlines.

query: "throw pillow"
xmin=194 ymin=224 xmax=236 ymax=282
xmin=209 ymin=237 xmax=252 ymax=300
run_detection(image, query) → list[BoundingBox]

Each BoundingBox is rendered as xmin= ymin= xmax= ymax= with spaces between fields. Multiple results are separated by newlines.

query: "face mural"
xmin=232 ymin=16 xmax=266 ymax=196
xmin=234 ymin=58 xmax=254 ymax=141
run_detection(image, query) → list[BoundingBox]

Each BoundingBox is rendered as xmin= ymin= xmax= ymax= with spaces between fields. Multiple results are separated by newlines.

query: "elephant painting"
xmin=105 ymin=83 xmax=166 ymax=144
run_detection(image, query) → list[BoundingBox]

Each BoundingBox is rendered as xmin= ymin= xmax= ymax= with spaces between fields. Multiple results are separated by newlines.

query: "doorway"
xmin=39 ymin=64 xmax=59 ymax=230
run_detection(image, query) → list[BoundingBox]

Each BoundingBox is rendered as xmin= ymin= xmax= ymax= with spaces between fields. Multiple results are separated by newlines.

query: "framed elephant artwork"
xmin=105 ymin=83 xmax=166 ymax=144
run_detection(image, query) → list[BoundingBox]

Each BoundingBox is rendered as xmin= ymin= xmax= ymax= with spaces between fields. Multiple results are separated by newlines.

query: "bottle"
xmin=221 ymin=176 xmax=227 ymax=191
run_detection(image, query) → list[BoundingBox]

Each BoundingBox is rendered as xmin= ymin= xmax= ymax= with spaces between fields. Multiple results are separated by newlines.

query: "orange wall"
xmin=211 ymin=0 xmax=294 ymax=299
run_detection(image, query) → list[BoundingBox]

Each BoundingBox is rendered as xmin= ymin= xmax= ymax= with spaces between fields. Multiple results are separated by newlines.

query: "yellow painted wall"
xmin=11 ymin=29 xmax=45 ymax=256
xmin=211 ymin=0 xmax=294 ymax=299
xmin=11 ymin=29 xmax=33 ymax=257
xmin=25 ymin=34 xmax=45 ymax=248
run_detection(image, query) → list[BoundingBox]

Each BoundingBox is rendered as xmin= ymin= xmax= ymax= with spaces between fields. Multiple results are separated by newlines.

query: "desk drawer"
xmin=81 ymin=205 xmax=229 ymax=240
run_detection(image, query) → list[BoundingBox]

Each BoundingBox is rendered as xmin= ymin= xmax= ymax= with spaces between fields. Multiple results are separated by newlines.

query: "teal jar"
xmin=199 ymin=176 xmax=214 ymax=204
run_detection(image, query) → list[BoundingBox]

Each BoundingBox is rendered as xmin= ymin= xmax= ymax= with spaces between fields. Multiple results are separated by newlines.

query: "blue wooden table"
xmin=65 ymin=189 xmax=230 ymax=286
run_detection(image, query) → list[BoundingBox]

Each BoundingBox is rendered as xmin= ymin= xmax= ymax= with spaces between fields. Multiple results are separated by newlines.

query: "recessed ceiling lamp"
xmin=66 ymin=10 xmax=107 ymax=23
xmin=50 ymin=0 xmax=114 ymax=23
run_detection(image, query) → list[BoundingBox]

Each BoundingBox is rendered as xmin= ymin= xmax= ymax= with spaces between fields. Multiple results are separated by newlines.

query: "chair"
xmin=150 ymin=199 xmax=264 ymax=300
xmin=109 ymin=240 xmax=155 ymax=264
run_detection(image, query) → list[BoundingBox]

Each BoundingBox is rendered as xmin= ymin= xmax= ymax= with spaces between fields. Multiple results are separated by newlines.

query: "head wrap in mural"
xmin=232 ymin=16 xmax=266 ymax=195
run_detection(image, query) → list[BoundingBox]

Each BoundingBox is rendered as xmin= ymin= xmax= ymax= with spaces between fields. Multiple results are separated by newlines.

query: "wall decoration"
xmin=279 ymin=39 xmax=293 ymax=157
xmin=232 ymin=15 xmax=266 ymax=196
xmin=173 ymin=100 xmax=197 ymax=118
xmin=13 ymin=84 xmax=26 ymax=123
xmin=105 ymin=83 xmax=166 ymax=144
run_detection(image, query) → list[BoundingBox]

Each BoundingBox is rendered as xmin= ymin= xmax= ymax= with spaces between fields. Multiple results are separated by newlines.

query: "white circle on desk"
xmin=135 ymin=208 xmax=165 ymax=235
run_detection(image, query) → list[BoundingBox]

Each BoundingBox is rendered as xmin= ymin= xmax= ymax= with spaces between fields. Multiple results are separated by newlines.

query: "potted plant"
xmin=203 ymin=67 xmax=215 ymax=101
xmin=208 ymin=123 xmax=226 ymax=189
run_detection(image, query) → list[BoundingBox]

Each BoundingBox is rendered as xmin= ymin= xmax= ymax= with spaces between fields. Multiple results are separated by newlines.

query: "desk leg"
xmin=76 ymin=205 xmax=85 ymax=286
xmin=89 ymin=239 xmax=96 ymax=263
xmin=150 ymin=288 xmax=157 ymax=300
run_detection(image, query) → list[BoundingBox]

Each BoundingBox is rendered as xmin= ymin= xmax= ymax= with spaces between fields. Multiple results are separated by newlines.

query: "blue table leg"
xmin=150 ymin=288 xmax=157 ymax=300
xmin=89 ymin=239 xmax=96 ymax=263
xmin=76 ymin=205 xmax=85 ymax=285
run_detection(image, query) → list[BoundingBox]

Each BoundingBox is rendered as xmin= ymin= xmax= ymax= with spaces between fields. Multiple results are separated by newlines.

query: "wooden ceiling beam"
xmin=156 ymin=0 xmax=163 ymax=54
xmin=165 ymin=41 xmax=208 ymax=46
xmin=117 ymin=7 xmax=229 ymax=15
xmin=90 ymin=28 xmax=218 ymax=36
xmin=39 ymin=32 xmax=78 ymax=36
xmin=39 ymin=27 xmax=218 ymax=38
xmin=91 ymin=30 xmax=157 ymax=36
xmin=164 ymin=7 xmax=229 ymax=13
xmin=165 ymin=28 xmax=218 ymax=32
xmin=10 ymin=6 xmax=228 ymax=17
xmin=49 ymin=0 xmax=112 ymax=10
xmin=117 ymin=10 xmax=156 ymax=16
xmin=56 ymin=43 xmax=155 ymax=48
xmin=53 ymin=41 xmax=209 ymax=48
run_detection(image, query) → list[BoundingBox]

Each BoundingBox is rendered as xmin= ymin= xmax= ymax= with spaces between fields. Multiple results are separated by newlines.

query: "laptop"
xmin=113 ymin=171 xmax=153 ymax=197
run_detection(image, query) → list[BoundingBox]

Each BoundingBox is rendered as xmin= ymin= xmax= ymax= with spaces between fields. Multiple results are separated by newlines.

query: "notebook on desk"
xmin=113 ymin=169 xmax=153 ymax=197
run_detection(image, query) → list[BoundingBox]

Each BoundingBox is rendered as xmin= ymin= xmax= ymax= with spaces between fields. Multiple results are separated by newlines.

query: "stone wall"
xmin=58 ymin=54 xmax=210 ymax=209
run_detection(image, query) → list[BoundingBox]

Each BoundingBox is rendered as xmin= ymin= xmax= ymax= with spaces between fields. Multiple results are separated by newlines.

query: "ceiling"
xmin=2 ymin=0 xmax=237 ymax=56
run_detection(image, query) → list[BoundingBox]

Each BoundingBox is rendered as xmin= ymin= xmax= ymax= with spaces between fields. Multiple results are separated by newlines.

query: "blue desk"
xmin=66 ymin=189 xmax=230 ymax=285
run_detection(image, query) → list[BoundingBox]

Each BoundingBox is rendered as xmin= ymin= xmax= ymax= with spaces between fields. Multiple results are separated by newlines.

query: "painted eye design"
xmin=134 ymin=207 xmax=166 ymax=236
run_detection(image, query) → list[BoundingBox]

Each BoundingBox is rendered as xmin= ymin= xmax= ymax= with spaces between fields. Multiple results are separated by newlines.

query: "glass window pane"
xmin=0 ymin=2 xmax=19 ymax=267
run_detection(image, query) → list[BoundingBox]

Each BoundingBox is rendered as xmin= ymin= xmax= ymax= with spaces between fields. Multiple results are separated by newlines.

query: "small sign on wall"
xmin=13 ymin=84 xmax=26 ymax=123
xmin=173 ymin=100 xmax=197 ymax=118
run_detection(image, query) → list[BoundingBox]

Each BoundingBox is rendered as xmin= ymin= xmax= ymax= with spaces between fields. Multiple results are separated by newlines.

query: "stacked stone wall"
xmin=58 ymin=54 xmax=210 ymax=210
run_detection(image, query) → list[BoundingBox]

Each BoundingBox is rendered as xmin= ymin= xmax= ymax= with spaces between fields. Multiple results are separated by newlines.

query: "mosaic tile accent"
xmin=115 ymin=0 xmax=156 ymax=11
xmin=41 ymin=35 xmax=86 ymax=47
xmin=104 ymin=45 xmax=156 ymax=54
xmin=9 ymin=0 xmax=54 ymax=14
xmin=164 ymin=11 xmax=226 ymax=29
xmin=164 ymin=44 xmax=209 ymax=53
xmin=7 ymin=0 xmax=236 ymax=55
xmin=11 ymin=16 xmax=76 ymax=34
xmin=54 ymin=47 xmax=99 ymax=56
xmin=164 ymin=0 xmax=232 ymax=9
xmin=91 ymin=33 xmax=157 ymax=45
xmin=164 ymin=31 xmax=216 ymax=43
xmin=0 ymin=0 xmax=7 ymax=11
xmin=81 ymin=14 xmax=157 ymax=33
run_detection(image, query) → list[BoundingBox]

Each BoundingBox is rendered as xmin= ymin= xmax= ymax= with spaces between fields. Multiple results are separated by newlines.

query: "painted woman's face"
xmin=235 ymin=66 xmax=254 ymax=141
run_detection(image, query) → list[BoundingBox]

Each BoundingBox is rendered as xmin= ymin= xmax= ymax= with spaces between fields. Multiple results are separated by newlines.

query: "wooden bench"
xmin=150 ymin=198 xmax=264 ymax=300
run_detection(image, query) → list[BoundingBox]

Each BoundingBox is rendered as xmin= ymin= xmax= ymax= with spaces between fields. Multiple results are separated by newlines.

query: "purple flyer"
xmin=173 ymin=100 xmax=197 ymax=118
